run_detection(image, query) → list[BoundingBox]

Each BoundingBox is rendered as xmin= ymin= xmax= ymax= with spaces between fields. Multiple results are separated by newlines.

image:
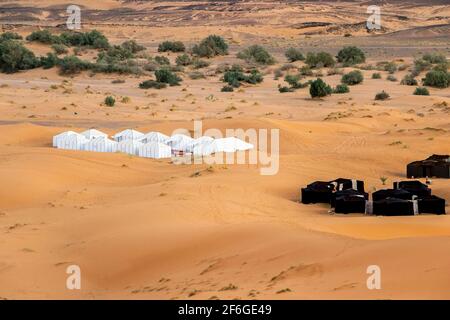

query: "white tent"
xmin=81 ymin=129 xmax=108 ymax=140
xmin=193 ymin=137 xmax=253 ymax=155
xmin=139 ymin=132 xmax=170 ymax=144
xmin=113 ymin=129 xmax=144 ymax=142
xmin=53 ymin=131 xmax=77 ymax=148
xmin=59 ymin=133 xmax=88 ymax=150
xmin=138 ymin=142 xmax=172 ymax=159
xmin=117 ymin=140 xmax=143 ymax=155
xmin=85 ymin=136 xmax=118 ymax=153
xmin=167 ymin=134 xmax=195 ymax=152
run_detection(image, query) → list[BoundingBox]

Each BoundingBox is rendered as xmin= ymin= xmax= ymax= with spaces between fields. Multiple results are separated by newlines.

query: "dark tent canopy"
xmin=373 ymin=198 xmax=415 ymax=216
xmin=372 ymin=188 xmax=413 ymax=201
xmin=333 ymin=189 xmax=369 ymax=214
xmin=301 ymin=178 xmax=365 ymax=204
xmin=393 ymin=180 xmax=431 ymax=198
xmin=419 ymin=195 xmax=446 ymax=215
xmin=407 ymin=154 xmax=450 ymax=178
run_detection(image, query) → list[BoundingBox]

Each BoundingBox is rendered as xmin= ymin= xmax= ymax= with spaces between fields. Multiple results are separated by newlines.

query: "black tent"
xmin=393 ymin=180 xmax=431 ymax=198
xmin=301 ymin=181 xmax=334 ymax=204
xmin=331 ymin=178 xmax=365 ymax=193
xmin=373 ymin=198 xmax=415 ymax=216
xmin=418 ymin=195 xmax=446 ymax=215
xmin=333 ymin=190 xmax=369 ymax=214
xmin=407 ymin=154 xmax=450 ymax=178
xmin=372 ymin=189 xmax=413 ymax=201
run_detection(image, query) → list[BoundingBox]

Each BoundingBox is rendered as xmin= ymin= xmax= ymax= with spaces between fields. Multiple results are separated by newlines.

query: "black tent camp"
xmin=372 ymin=188 xmax=413 ymax=201
xmin=393 ymin=180 xmax=431 ymax=198
xmin=407 ymin=154 xmax=450 ymax=178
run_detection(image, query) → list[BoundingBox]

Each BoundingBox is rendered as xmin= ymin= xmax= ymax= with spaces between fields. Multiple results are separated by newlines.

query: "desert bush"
xmin=423 ymin=53 xmax=447 ymax=64
xmin=0 ymin=32 xmax=22 ymax=41
xmin=327 ymin=68 xmax=343 ymax=76
xmin=26 ymin=29 xmax=60 ymax=44
xmin=384 ymin=62 xmax=397 ymax=74
xmin=0 ymin=40 xmax=40 ymax=73
xmin=40 ymin=52 xmax=59 ymax=69
xmin=155 ymin=68 xmax=182 ymax=86
xmin=341 ymin=70 xmax=363 ymax=85
xmin=413 ymin=87 xmax=430 ymax=96
xmin=423 ymin=70 xmax=449 ymax=88
xmin=188 ymin=71 xmax=205 ymax=80
xmin=333 ymin=84 xmax=350 ymax=94
xmin=139 ymin=80 xmax=167 ymax=89
xmin=104 ymin=96 xmax=115 ymax=107
xmin=121 ymin=40 xmax=145 ymax=54
xmin=192 ymin=58 xmax=210 ymax=69
xmin=299 ymin=65 xmax=313 ymax=76
xmin=51 ymin=43 xmax=68 ymax=55
xmin=221 ymin=85 xmax=234 ymax=92
xmin=375 ymin=90 xmax=390 ymax=100
xmin=192 ymin=35 xmax=228 ymax=58
xmin=237 ymin=45 xmax=275 ymax=65
xmin=158 ymin=41 xmax=185 ymax=53
xmin=278 ymin=86 xmax=293 ymax=93
xmin=387 ymin=75 xmax=397 ymax=82
xmin=285 ymin=47 xmax=304 ymax=62
xmin=111 ymin=79 xmax=125 ymax=84
xmin=273 ymin=69 xmax=283 ymax=80
xmin=305 ymin=52 xmax=335 ymax=68
xmin=432 ymin=63 xmax=449 ymax=73
xmin=400 ymin=74 xmax=418 ymax=86
xmin=413 ymin=59 xmax=431 ymax=74
xmin=175 ymin=54 xmax=192 ymax=66
xmin=223 ymin=65 xmax=263 ymax=87
xmin=59 ymin=30 xmax=109 ymax=49
xmin=309 ymin=78 xmax=332 ymax=98
xmin=372 ymin=72 xmax=382 ymax=79
xmin=143 ymin=61 xmax=159 ymax=72
xmin=154 ymin=55 xmax=170 ymax=65
xmin=58 ymin=55 xmax=91 ymax=75
xmin=336 ymin=46 xmax=365 ymax=65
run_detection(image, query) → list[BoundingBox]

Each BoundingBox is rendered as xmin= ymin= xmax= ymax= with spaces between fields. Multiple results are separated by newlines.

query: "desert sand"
xmin=0 ymin=1 xmax=449 ymax=300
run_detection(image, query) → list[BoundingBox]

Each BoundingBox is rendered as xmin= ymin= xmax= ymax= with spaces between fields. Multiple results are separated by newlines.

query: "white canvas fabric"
xmin=113 ymin=129 xmax=144 ymax=142
xmin=59 ymin=133 xmax=88 ymax=150
xmin=80 ymin=129 xmax=108 ymax=140
xmin=138 ymin=142 xmax=172 ymax=159
xmin=53 ymin=131 xmax=78 ymax=148
xmin=167 ymin=134 xmax=195 ymax=152
xmin=193 ymin=137 xmax=253 ymax=155
xmin=139 ymin=132 xmax=170 ymax=144
xmin=117 ymin=140 xmax=143 ymax=155
xmin=85 ymin=136 xmax=118 ymax=153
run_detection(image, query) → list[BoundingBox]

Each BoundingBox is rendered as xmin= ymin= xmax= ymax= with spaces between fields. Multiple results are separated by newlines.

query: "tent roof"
xmin=113 ymin=129 xmax=144 ymax=138
xmin=81 ymin=129 xmax=107 ymax=139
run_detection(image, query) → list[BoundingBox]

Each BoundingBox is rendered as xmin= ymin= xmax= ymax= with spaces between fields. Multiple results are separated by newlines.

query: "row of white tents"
xmin=53 ymin=129 xmax=253 ymax=159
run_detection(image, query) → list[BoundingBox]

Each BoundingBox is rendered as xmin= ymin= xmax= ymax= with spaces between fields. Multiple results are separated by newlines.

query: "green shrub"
xmin=51 ymin=43 xmax=68 ymax=55
xmin=299 ymin=65 xmax=313 ymax=76
xmin=422 ymin=53 xmax=447 ymax=64
xmin=58 ymin=55 xmax=91 ymax=75
xmin=188 ymin=71 xmax=205 ymax=80
xmin=121 ymin=40 xmax=145 ymax=53
xmin=139 ymin=80 xmax=167 ymax=89
xmin=375 ymin=90 xmax=390 ymax=100
xmin=237 ymin=45 xmax=275 ymax=65
xmin=432 ymin=63 xmax=449 ymax=73
xmin=221 ymin=85 xmax=234 ymax=92
xmin=341 ymin=70 xmax=363 ymax=85
xmin=372 ymin=72 xmax=382 ymax=79
xmin=333 ymin=84 xmax=350 ymax=94
xmin=279 ymin=86 xmax=293 ymax=93
xmin=384 ymin=62 xmax=397 ymax=74
xmin=104 ymin=96 xmax=115 ymax=107
xmin=40 ymin=52 xmax=59 ymax=69
xmin=387 ymin=75 xmax=397 ymax=82
xmin=175 ymin=54 xmax=192 ymax=66
xmin=413 ymin=87 xmax=430 ymax=96
xmin=309 ymin=78 xmax=332 ymax=98
xmin=305 ymin=52 xmax=335 ymax=68
xmin=223 ymin=66 xmax=263 ymax=87
xmin=155 ymin=68 xmax=181 ymax=86
xmin=154 ymin=55 xmax=170 ymax=65
xmin=413 ymin=59 xmax=432 ymax=74
xmin=192 ymin=58 xmax=210 ymax=69
xmin=26 ymin=29 xmax=60 ymax=44
xmin=336 ymin=46 xmax=365 ymax=65
xmin=0 ymin=40 xmax=40 ymax=73
xmin=158 ymin=41 xmax=185 ymax=53
xmin=423 ymin=70 xmax=449 ymax=88
xmin=192 ymin=35 xmax=228 ymax=58
xmin=400 ymin=74 xmax=418 ymax=86
xmin=285 ymin=47 xmax=304 ymax=62
xmin=0 ymin=32 xmax=22 ymax=41
xmin=59 ymin=30 xmax=109 ymax=49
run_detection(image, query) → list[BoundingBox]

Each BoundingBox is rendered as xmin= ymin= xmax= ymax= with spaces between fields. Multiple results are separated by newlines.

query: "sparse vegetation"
xmin=0 ymin=40 xmax=40 ymax=73
xmin=104 ymin=96 xmax=115 ymax=107
xmin=423 ymin=70 xmax=449 ymax=88
xmin=305 ymin=52 xmax=335 ymax=68
xmin=401 ymin=74 xmax=418 ymax=86
xmin=375 ymin=90 xmax=390 ymax=100
xmin=223 ymin=65 xmax=263 ymax=88
xmin=155 ymin=68 xmax=182 ymax=86
xmin=192 ymin=35 xmax=228 ymax=58
xmin=333 ymin=84 xmax=350 ymax=94
xmin=221 ymin=85 xmax=234 ymax=92
xmin=51 ymin=43 xmax=68 ymax=55
xmin=285 ymin=47 xmax=305 ymax=62
xmin=175 ymin=54 xmax=192 ymax=66
xmin=158 ymin=41 xmax=185 ymax=53
xmin=414 ymin=87 xmax=430 ymax=96
xmin=387 ymin=75 xmax=397 ymax=82
xmin=372 ymin=73 xmax=381 ymax=79
xmin=139 ymin=80 xmax=167 ymax=89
